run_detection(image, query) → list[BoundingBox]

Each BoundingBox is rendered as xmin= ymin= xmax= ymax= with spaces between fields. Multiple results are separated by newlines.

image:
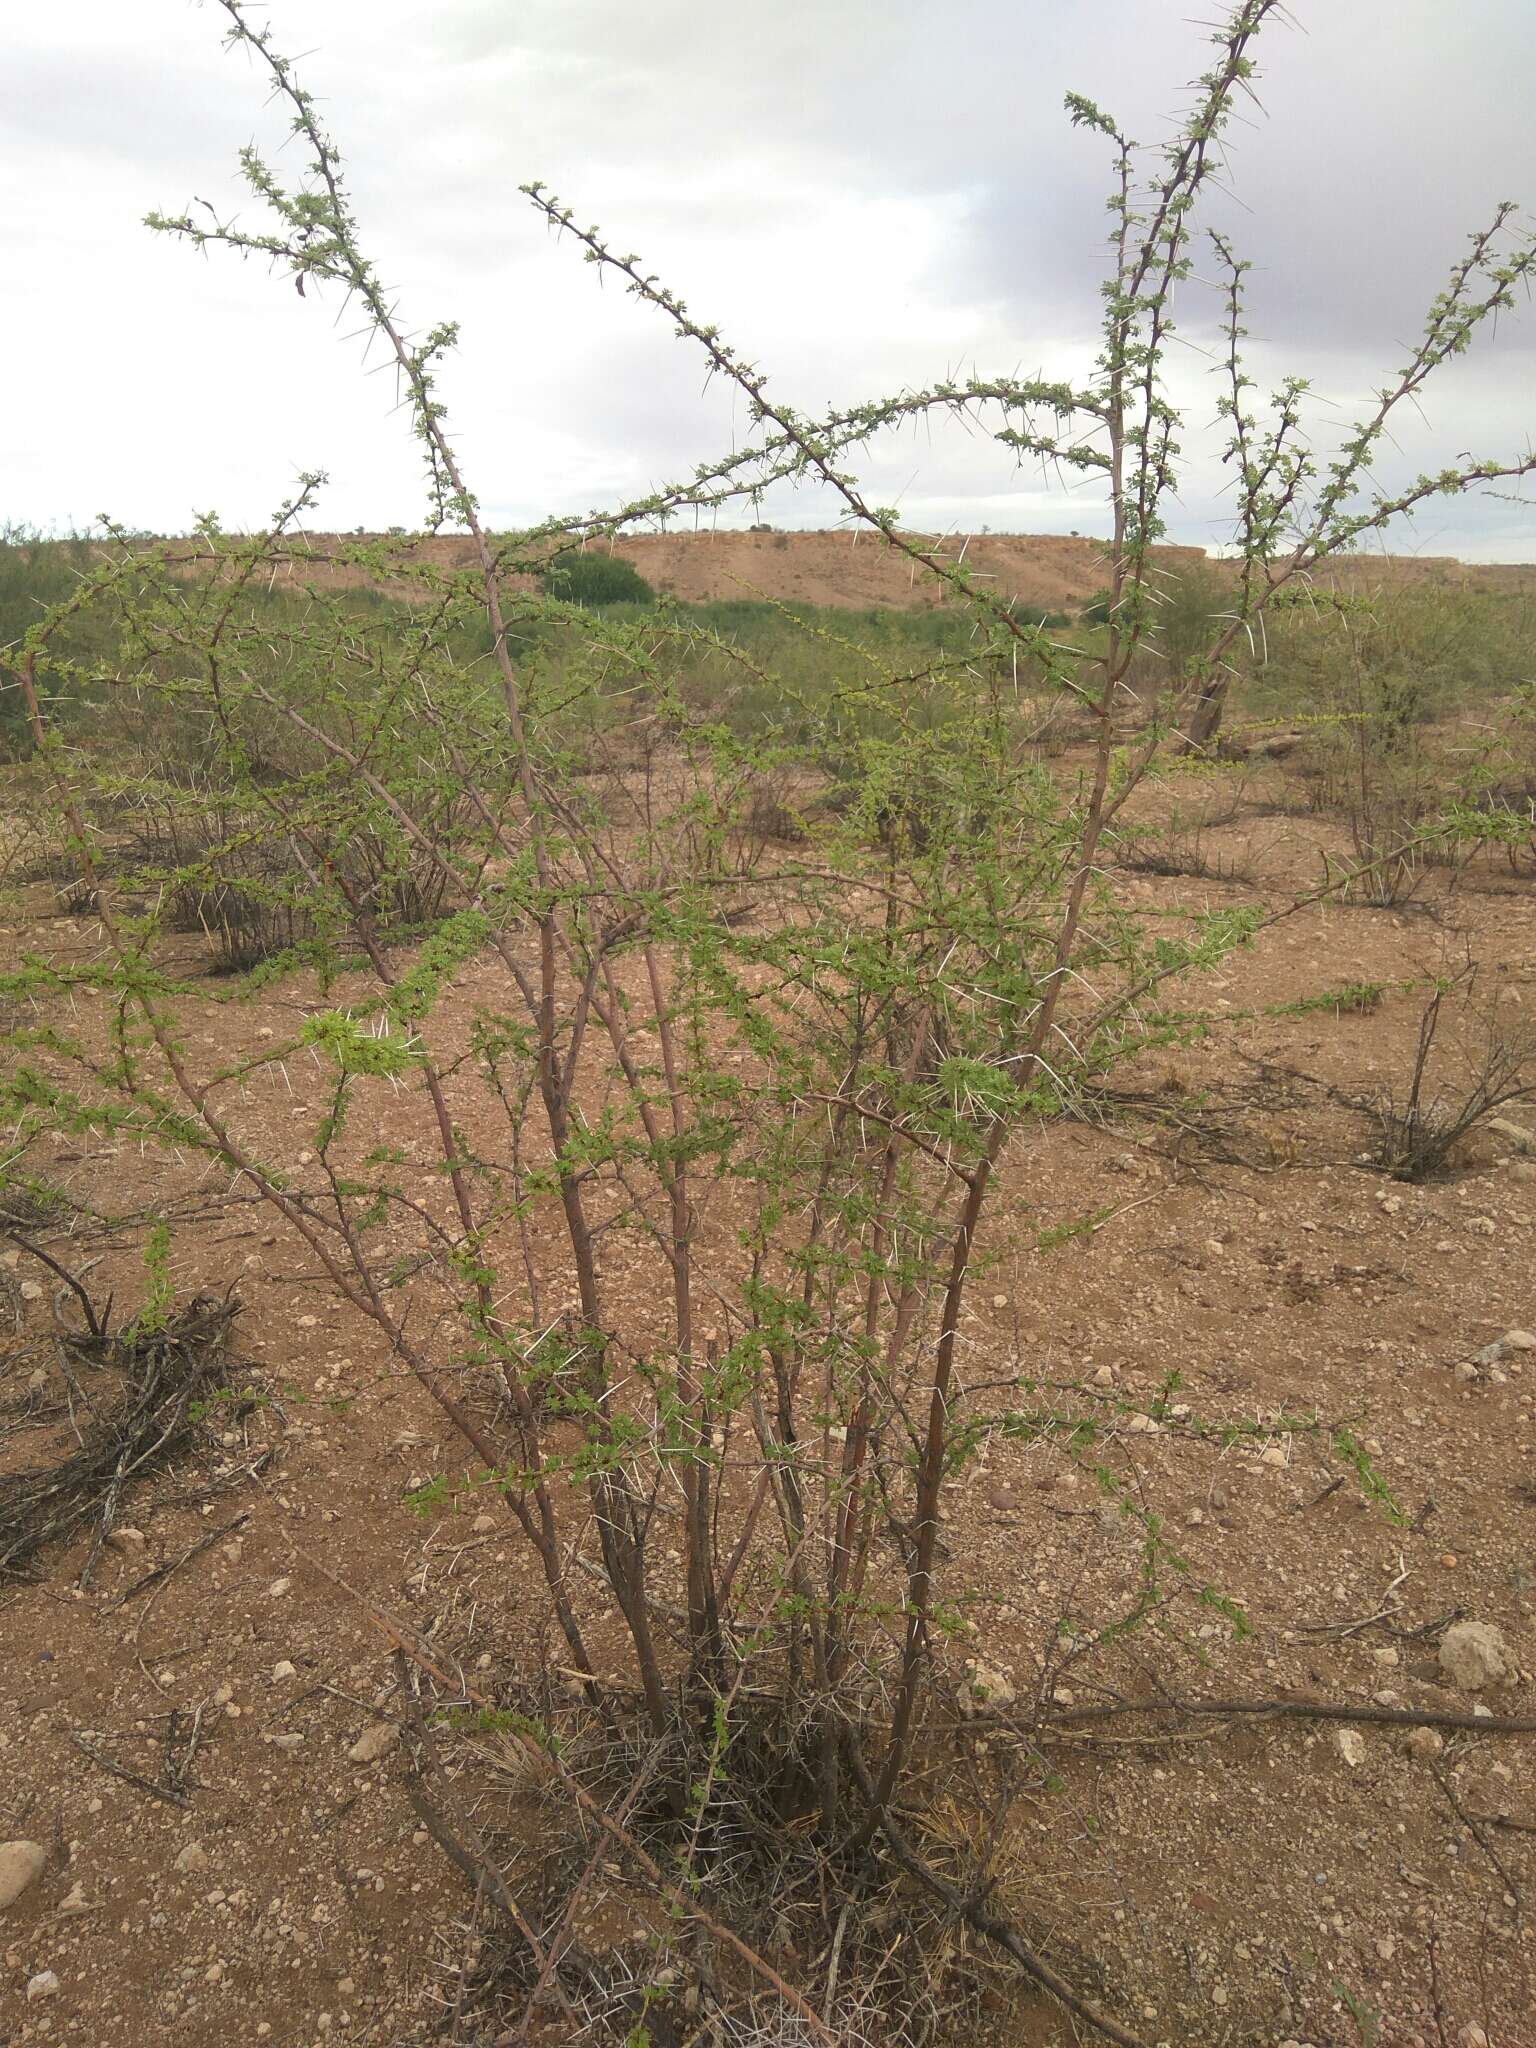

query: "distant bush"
xmin=0 ymin=527 xmax=97 ymax=755
xmin=540 ymin=549 xmax=655 ymax=607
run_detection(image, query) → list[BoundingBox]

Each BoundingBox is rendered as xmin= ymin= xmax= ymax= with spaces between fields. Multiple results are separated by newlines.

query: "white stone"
xmin=174 ymin=1842 xmax=211 ymax=1875
xmin=347 ymin=1721 xmax=399 ymax=1764
xmin=962 ymin=1661 xmax=1016 ymax=1712
xmin=26 ymin=1970 xmax=60 ymax=2001
xmin=0 ymin=1840 xmax=48 ymax=1909
xmin=1439 ymin=1621 xmax=1512 ymax=1691
xmin=1335 ymin=1727 xmax=1365 ymax=1768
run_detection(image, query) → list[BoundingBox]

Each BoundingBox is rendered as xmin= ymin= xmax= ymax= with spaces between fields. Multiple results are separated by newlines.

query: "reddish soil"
xmin=240 ymin=528 xmax=1536 ymax=613
xmin=3 ymin=756 xmax=1536 ymax=2047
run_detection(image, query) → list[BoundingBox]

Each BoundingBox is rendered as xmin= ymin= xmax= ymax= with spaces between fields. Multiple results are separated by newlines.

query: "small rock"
xmin=986 ymin=1485 xmax=1020 ymax=1513
xmin=59 ymin=1882 xmax=89 ymax=1916
xmin=347 ymin=1721 xmax=399 ymax=1764
xmin=962 ymin=1661 xmax=1016 ymax=1712
xmin=471 ymin=1513 xmax=497 ymax=1535
xmin=1488 ymin=1117 xmax=1536 ymax=1155
xmin=0 ymin=1840 xmax=48 ymax=1909
xmin=1091 ymin=1364 xmax=1115 ymax=1386
xmin=267 ymin=1576 xmax=292 ymax=1599
xmin=1185 ymin=1507 xmax=1205 ymax=1528
xmin=26 ymin=1969 xmax=60 ymax=2001
xmin=991 ymin=1294 xmax=1009 ymax=1310
xmin=205 ymin=1961 xmax=225 ymax=1985
xmin=174 ymin=1843 xmax=211 ymax=1875
xmin=1260 ymin=1445 xmax=1287 ymax=1467
xmin=1335 ymin=1727 xmax=1366 ymax=1768
xmin=1438 ymin=1620 xmax=1512 ymax=1691
xmin=1457 ymin=2027 xmax=1490 ymax=2048
xmin=271 ymin=1660 xmax=298 ymax=1683
xmin=1502 ymin=1329 xmax=1536 ymax=1352
xmin=19 ymin=1279 xmax=44 ymax=1302
xmin=1372 ymin=1646 xmax=1400 ymax=1668
xmin=106 ymin=1527 xmax=147 ymax=1553
xmin=1404 ymin=1727 xmax=1444 ymax=1760
xmin=269 ymin=1733 xmax=304 ymax=1754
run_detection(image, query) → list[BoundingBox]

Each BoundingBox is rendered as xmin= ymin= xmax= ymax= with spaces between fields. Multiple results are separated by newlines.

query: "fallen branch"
xmin=1042 ymin=1694 xmax=1536 ymax=1737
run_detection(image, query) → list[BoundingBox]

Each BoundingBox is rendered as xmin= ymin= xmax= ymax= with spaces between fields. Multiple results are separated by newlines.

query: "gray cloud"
xmin=3 ymin=1 xmax=1532 ymax=557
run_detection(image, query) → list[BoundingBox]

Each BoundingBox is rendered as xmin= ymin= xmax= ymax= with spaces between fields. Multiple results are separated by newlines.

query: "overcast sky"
xmin=4 ymin=2 xmax=1534 ymax=558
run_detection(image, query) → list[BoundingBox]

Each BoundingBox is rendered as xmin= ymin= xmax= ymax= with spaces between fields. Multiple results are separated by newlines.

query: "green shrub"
xmin=540 ymin=549 xmax=655 ymax=607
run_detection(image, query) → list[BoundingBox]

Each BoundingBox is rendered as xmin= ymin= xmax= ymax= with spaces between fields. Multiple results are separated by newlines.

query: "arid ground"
xmin=3 ymin=536 xmax=1535 ymax=2048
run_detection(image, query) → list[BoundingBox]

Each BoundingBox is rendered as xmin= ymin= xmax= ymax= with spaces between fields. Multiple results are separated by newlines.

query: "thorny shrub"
xmin=4 ymin=3 xmax=1535 ymax=2041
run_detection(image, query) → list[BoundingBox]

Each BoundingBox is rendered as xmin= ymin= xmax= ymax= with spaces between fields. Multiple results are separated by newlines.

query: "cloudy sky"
xmin=5 ymin=1 xmax=1534 ymax=558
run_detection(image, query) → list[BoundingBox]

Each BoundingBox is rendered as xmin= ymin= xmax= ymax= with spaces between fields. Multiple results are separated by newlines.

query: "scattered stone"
xmin=1458 ymin=2027 xmax=1490 ymax=2048
xmin=267 ymin=1576 xmax=292 ymax=1599
xmin=19 ymin=1279 xmax=44 ymax=1302
xmin=1438 ymin=1621 xmax=1512 ymax=1691
xmin=1335 ymin=1727 xmax=1366 ymax=1768
xmin=268 ymin=1733 xmax=304 ymax=1754
xmin=991 ymin=1294 xmax=1009 ymax=1310
xmin=471 ymin=1513 xmax=497 ymax=1535
xmin=1092 ymin=1364 xmax=1116 ymax=1386
xmin=347 ymin=1721 xmax=399 ymax=1764
xmin=0 ymin=1840 xmax=48 ymax=1909
xmin=1185 ymin=1507 xmax=1205 ymax=1528
xmin=986 ymin=1485 xmax=1020 ymax=1513
xmin=1404 ymin=1727 xmax=1444 ymax=1760
xmin=1260 ymin=1445 xmax=1287 ymax=1467
xmin=1488 ymin=1117 xmax=1536 ymax=1155
xmin=59 ymin=1882 xmax=89 ymax=1916
xmin=106 ymin=1526 xmax=146 ymax=1553
xmin=1125 ymin=1411 xmax=1159 ymax=1434
xmin=174 ymin=1843 xmax=211 ymax=1876
xmin=271 ymin=1660 xmax=298 ymax=1683
xmin=26 ymin=1969 xmax=60 ymax=2001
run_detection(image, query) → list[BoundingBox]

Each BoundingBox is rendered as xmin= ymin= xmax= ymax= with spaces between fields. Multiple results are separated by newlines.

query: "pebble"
xmin=106 ymin=1527 xmax=147 ymax=1553
xmin=986 ymin=1485 xmax=1020 ymax=1513
xmin=19 ymin=1280 xmax=44 ymax=1302
xmin=174 ymin=1843 xmax=211 ymax=1875
xmin=1438 ymin=1620 xmax=1512 ymax=1691
xmin=269 ymin=1733 xmax=304 ymax=1754
xmin=0 ymin=1840 xmax=49 ymax=1909
xmin=271 ymin=1660 xmax=298 ymax=1683
xmin=1335 ymin=1727 xmax=1365 ymax=1768
xmin=267 ymin=1577 xmax=292 ymax=1599
xmin=347 ymin=1721 xmax=399 ymax=1764
xmin=471 ymin=1513 xmax=497 ymax=1535
xmin=59 ymin=1882 xmax=89 ymax=1915
xmin=26 ymin=1969 xmax=60 ymax=2001
xmin=1404 ymin=1727 xmax=1444 ymax=1760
